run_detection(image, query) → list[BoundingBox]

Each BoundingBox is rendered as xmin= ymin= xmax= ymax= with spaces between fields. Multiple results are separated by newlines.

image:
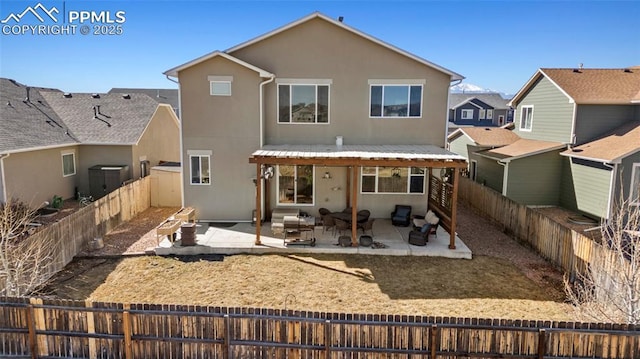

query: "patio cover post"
xmin=449 ymin=167 xmax=459 ymax=249
xmin=255 ymin=163 xmax=262 ymax=245
xmin=351 ymin=166 xmax=358 ymax=246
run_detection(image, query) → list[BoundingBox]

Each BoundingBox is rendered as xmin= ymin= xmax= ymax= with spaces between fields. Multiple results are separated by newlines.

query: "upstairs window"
xmin=208 ymin=76 xmax=233 ymax=96
xmin=361 ymin=166 xmax=425 ymax=194
xmin=461 ymin=109 xmax=474 ymax=119
xmin=278 ymin=83 xmax=329 ymax=123
xmin=487 ymin=109 xmax=494 ymax=119
xmin=520 ymin=105 xmax=534 ymax=131
xmin=479 ymin=109 xmax=486 ymax=120
xmin=370 ymin=84 xmax=422 ymax=118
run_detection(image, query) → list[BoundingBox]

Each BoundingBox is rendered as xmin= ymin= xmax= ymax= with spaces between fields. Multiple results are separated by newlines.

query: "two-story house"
xmin=448 ymin=67 xmax=640 ymax=220
xmin=448 ymin=93 xmax=513 ymax=127
xmin=164 ymin=12 xmax=467 ymax=247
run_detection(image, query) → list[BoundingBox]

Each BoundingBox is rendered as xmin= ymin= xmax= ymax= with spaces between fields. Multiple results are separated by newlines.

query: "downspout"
xmin=166 ymin=75 xmax=186 ymax=207
xmin=0 ymin=153 xmax=9 ymax=203
xmin=603 ymin=162 xmax=617 ymax=220
xmin=259 ymin=75 xmax=276 ymax=148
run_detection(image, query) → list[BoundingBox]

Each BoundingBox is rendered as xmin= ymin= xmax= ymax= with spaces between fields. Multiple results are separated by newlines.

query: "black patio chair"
xmin=391 ymin=205 xmax=412 ymax=226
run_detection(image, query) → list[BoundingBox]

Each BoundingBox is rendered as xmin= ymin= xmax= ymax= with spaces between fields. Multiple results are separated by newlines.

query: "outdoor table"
xmin=330 ymin=212 xmax=368 ymax=224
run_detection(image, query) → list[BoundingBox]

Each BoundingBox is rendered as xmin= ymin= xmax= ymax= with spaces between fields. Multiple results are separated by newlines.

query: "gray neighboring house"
xmin=448 ymin=93 xmax=513 ymax=127
xmin=108 ymin=88 xmax=179 ymax=116
xmin=0 ymin=78 xmax=180 ymax=206
xmin=448 ymin=67 xmax=640 ymax=220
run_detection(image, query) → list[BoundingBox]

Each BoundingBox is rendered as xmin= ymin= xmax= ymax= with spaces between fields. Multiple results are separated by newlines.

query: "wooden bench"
xmin=156 ymin=219 xmax=182 ymax=244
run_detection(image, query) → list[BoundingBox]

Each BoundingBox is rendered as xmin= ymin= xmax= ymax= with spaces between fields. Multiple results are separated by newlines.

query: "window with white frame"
xmin=520 ymin=106 xmax=534 ymax=131
xmin=487 ymin=109 xmax=494 ymax=120
xmin=370 ymin=84 xmax=422 ymax=118
xmin=208 ymin=76 xmax=233 ymax=96
xmin=277 ymin=165 xmax=314 ymax=205
xmin=479 ymin=109 xmax=486 ymax=120
xmin=461 ymin=109 xmax=474 ymax=119
xmin=278 ymin=83 xmax=329 ymax=123
xmin=61 ymin=151 xmax=75 ymax=177
xmin=631 ymin=163 xmax=640 ymax=205
xmin=189 ymin=152 xmax=211 ymax=185
xmin=361 ymin=166 xmax=425 ymax=194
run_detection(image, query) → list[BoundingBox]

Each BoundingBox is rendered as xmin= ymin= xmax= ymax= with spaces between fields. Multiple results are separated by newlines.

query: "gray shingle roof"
xmin=108 ymin=88 xmax=178 ymax=112
xmin=449 ymin=93 xmax=510 ymax=110
xmin=0 ymin=78 xmax=77 ymax=153
xmin=40 ymin=91 xmax=159 ymax=145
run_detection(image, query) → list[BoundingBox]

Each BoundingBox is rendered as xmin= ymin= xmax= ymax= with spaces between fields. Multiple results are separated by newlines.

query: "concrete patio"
xmin=154 ymin=218 xmax=472 ymax=259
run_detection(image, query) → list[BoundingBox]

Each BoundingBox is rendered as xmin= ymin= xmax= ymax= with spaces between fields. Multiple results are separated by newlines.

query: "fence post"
xmin=29 ymin=298 xmax=47 ymax=357
xmin=26 ymin=304 xmax=37 ymax=359
xmin=223 ymin=314 xmax=230 ymax=359
xmin=430 ymin=324 xmax=437 ymax=359
xmin=85 ymin=301 xmax=96 ymax=358
xmin=537 ymin=329 xmax=546 ymax=359
xmin=122 ymin=311 xmax=133 ymax=359
xmin=324 ymin=320 xmax=331 ymax=358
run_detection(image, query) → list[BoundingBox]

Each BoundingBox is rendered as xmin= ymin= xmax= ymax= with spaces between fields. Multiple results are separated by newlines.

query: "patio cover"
xmin=249 ymin=144 xmax=467 ymax=248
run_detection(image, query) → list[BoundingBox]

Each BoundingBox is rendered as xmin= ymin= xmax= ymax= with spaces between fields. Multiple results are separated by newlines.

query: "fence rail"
xmin=1 ymin=297 xmax=638 ymax=358
xmin=0 ymin=177 xmax=151 ymax=295
xmin=458 ymin=177 xmax=601 ymax=280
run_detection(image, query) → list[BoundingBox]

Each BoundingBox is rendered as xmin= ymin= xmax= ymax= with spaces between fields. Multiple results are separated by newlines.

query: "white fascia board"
xmin=164 ymin=51 xmax=274 ymax=78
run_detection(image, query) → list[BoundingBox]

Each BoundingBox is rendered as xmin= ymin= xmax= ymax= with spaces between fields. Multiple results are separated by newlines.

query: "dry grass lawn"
xmin=49 ymin=253 xmax=572 ymax=321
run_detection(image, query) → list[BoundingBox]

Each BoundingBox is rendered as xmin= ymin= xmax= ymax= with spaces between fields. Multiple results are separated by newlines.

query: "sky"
xmin=0 ymin=0 xmax=638 ymax=95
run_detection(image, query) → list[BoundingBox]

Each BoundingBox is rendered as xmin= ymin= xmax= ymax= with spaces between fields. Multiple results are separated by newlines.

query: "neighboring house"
xmin=0 ymin=78 xmax=180 ymax=206
xmin=165 ymin=12 xmax=467 ymax=247
xmin=448 ymin=67 xmax=640 ymax=220
xmin=448 ymin=93 xmax=513 ymax=126
xmin=108 ymin=88 xmax=179 ymax=116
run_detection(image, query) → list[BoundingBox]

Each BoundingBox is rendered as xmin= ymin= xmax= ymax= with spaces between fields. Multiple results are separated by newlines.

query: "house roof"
xmin=477 ymin=139 xmax=565 ymax=162
xmin=0 ymin=78 xmax=77 ymax=153
xmin=40 ymin=91 xmax=160 ymax=145
xmin=250 ymin=144 xmax=466 ymax=167
xmin=449 ymin=93 xmax=510 ymax=110
xmin=448 ymin=127 xmax=520 ymax=147
xmin=510 ymin=67 xmax=640 ymax=105
xmin=108 ymin=88 xmax=179 ymax=111
xmin=561 ymin=120 xmax=640 ymax=163
xmin=165 ymin=12 xmax=463 ymax=81
xmin=164 ymin=51 xmax=274 ymax=78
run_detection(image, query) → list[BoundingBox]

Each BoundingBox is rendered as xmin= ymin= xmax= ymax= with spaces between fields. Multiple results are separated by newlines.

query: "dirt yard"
xmin=41 ymin=202 xmax=573 ymax=321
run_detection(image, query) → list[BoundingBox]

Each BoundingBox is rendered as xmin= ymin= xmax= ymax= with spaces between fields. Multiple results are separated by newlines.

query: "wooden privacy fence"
xmin=1 ymin=297 xmax=638 ymax=359
xmin=0 ymin=177 xmax=151 ymax=296
xmin=457 ymin=177 xmax=600 ymax=280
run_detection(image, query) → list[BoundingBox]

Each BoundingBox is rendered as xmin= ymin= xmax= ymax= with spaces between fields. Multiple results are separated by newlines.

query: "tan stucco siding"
xmin=132 ymin=105 xmax=180 ymax=179
xmin=230 ymin=18 xmax=452 ymax=146
xmin=77 ymin=145 xmax=133 ymax=195
xmin=3 ymin=146 xmax=79 ymax=206
xmin=179 ymin=56 xmax=263 ymax=220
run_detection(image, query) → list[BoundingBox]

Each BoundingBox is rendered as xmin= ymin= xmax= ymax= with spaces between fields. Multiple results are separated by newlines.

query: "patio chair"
xmin=408 ymin=223 xmax=433 ymax=246
xmin=358 ymin=218 xmax=375 ymax=236
xmin=318 ymin=207 xmax=331 ymax=216
xmin=334 ymin=218 xmax=350 ymax=237
xmin=412 ymin=209 xmax=439 ymax=236
xmin=357 ymin=209 xmax=371 ymax=222
xmin=391 ymin=205 xmax=412 ymax=226
xmin=321 ymin=214 xmax=336 ymax=235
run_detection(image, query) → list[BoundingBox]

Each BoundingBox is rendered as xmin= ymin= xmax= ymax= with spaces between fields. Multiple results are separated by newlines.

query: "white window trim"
xmin=520 ymin=105 xmax=534 ymax=132
xmin=277 ymin=83 xmax=331 ymax=124
xmin=360 ymin=166 xmax=426 ymax=194
xmin=208 ymin=75 xmax=233 ymax=96
xmin=368 ymin=83 xmax=424 ymax=119
xmin=61 ymin=150 xmax=76 ymax=177
xmin=487 ymin=109 xmax=494 ymax=120
xmin=479 ymin=109 xmax=486 ymax=120
xmin=630 ymin=163 xmax=640 ymax=206
xmin=461 ymin=109 xmax=474 ymax=120
xmin=276 ymin=165 xmax=315 ymax=206
xmin=187 ymin=150 xmax=212 ymax=186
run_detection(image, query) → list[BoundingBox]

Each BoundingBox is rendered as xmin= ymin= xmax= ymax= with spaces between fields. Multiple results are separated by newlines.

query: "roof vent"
xmin=63 ymin=92 xmax=72 ymax=98
xmin=91 ymin=93 xmax=100 ymax=99
xmin=572 ymin=69 xmax=582 ymax=73
xmin=122 ymin=93 xmax=131 ymax=99
xmin=484 ymin=128 xmax=491 ymax=131
xmin=624 ymin=68 xmax=632 ymax=73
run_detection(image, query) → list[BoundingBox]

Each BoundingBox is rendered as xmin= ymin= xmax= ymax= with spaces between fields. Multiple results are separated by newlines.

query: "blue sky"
xmin=0 ymin=0 xmax=638 ymax=94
